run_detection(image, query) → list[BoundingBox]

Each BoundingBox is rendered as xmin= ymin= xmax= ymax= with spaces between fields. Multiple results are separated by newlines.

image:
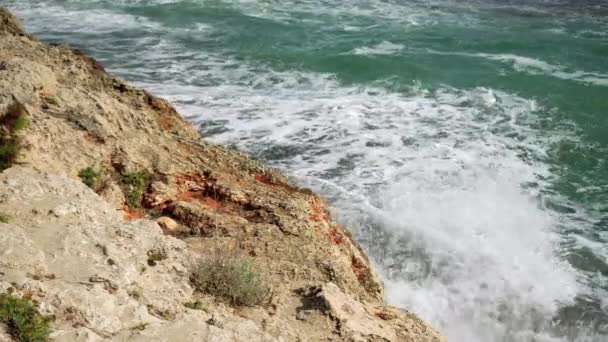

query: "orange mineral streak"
xmin=177 ymin=190 xmax=223 ymax=210
xmin=122 ymin=208 xmax=143 ymax=220
xmin=176 ymin=190 xmax=199 ymax=201
xmin=254 ymin=174 xmax=272 ymax=184
xmin=199 ymin=196 xmax=223 ymax=210
xmin=328 ymin=224 xmax=345 ymax=245
xmin=309 ymin=196 xmax=329 ymax=223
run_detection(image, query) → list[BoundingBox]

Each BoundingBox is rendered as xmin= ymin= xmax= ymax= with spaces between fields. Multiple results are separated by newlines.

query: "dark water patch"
xmin=554 ymin=295 xmax=608 ymax=338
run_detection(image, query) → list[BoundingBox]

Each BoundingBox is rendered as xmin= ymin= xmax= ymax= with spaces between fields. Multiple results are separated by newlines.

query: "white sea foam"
xmin=430 ymin=50 xmax=608 ymax=87
xmin=349 ymin=41 xmax=404 ymax=56
xmin=378 ymin=176 xmax=577 ymax=341
xmin=480 ymin=54 xmax=608 ymax=86
xmin=7 ymin=4 xmax=160 ymax=34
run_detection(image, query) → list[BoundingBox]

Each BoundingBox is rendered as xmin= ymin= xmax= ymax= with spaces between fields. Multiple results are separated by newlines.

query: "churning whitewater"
xmin=5 ymin=0 xmax=608 ymax=341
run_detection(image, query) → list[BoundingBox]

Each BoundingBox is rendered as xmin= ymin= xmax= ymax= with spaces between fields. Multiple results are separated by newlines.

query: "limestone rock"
xmin=0 ymin=324 xmax=11 ymax=342
xmin=157 ymin=216 xmax=179 ymax=231
xmin=317 ymin=283 xmax=398 ymax=341
xmin=315 ymin=283 xmax=445 ymax=342
xmin=98 ymin=180 xmax=126 ymax=209
xmin=0 ymin=7 xmax=26 ymax=37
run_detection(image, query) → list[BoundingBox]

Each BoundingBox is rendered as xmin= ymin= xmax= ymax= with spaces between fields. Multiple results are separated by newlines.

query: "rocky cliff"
xmin=0 ymin=7 xmax=445 ymax=342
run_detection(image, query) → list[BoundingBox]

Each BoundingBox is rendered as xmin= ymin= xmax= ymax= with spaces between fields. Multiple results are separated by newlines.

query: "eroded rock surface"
xmin=0 ymin=6 xmax=445 ymax=342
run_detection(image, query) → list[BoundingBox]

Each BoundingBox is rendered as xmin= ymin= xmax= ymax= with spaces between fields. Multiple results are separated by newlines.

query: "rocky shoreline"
xmin=0 ymin=7 xmax=444 ymax=341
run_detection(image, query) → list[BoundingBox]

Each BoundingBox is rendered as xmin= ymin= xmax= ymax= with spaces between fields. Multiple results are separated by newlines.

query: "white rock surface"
xmin=0 ymin=325 xmax=11 ymax=342
xmin=156 ymin=216 xmax=179 ymax=232
xmin=319 ymin=283 xmax=398 ymax=341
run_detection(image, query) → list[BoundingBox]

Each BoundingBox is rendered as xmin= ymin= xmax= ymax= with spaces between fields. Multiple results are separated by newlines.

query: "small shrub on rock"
xmin=0 ymin=293 xmax=50 ymax=342
xmin=123 ymin=171 xmax=148 ymax=208
xmin=191 ymin=257 xmax=265 ymax=307
xmin=10 ymin=117 xmax=29 ymax=131
xmin=78 ymin=167 xmax=98 ymax=189
xmin=0 ymin=101 xmax=29 ymax=172
xmin=0 ymin=212 xmax=10 ymax=223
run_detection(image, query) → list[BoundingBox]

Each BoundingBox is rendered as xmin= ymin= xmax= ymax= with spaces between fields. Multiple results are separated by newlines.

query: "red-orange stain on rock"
xmin=328 ymin=224 xmax=345 ymax=245
xmin=309 ymin=196 xmax=328 ymax=223
xmin=199 ymin=196 xmax=222 ymax=210
xmin=176 ymin=190 xmax=198 ymax=201
xmin=255 ymin=174 xmax=278 ymax=186
xmin=123 ymin=208 xmax=143 ymax=220
xmin=177 ymin=190 xmax=223 ymax=210
xmin=171 ymin=173 xmax=245 ymax=213
xmin=254 ymin=174 xmax=268 ymax=183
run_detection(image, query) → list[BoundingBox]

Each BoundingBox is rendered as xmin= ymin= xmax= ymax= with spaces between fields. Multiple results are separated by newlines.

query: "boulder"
xmin=156 ymin=216 xmax=179 ymax=231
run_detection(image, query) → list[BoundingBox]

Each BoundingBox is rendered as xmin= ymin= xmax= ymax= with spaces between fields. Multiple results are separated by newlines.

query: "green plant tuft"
xmin=183 ymin=301 xmax=207 ymax=311
xmin=123 ymin=171 xmax=148 ymax=208
xmin=10 ymin=117 xmax=29 ymax=131
xmin=78 ymin=167 xmax=98 ymax=189
xmin=0 ymin=137 xmax=20 ymax=171
xmin=1 ymin=101 xmax=29 ymax=172
xmin=0 ymin=293 xmax=51 ymax=342
xmin=44 ymin=98 xmax=58 ymax=106
xmin=0 ymin=213 xmax=10 ymax=223
xmin=190 ymin=257 xmax=266 ymax=307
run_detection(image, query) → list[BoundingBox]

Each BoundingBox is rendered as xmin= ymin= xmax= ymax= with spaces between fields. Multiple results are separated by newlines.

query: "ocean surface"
xmin=4 ymin=0 xmax=608 ymax=340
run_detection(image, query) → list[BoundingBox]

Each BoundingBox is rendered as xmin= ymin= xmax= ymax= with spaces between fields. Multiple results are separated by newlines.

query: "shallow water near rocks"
xmin=5 ymin=0 xmax=608 ymax=340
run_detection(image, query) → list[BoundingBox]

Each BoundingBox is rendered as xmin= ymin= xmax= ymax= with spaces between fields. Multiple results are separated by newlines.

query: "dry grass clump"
xmin=190 ymin=257 xmax=266 ymax=307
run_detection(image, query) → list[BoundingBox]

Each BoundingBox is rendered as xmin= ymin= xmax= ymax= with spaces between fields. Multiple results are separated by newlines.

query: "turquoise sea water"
xmin=4 ymin=0 xmax=608 ymax=340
